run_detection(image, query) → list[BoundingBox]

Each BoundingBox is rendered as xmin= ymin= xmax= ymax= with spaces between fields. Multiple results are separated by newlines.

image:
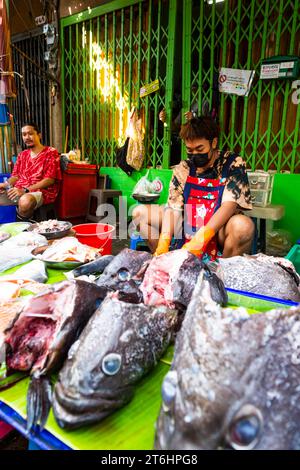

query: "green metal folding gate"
xmin=61 ymin=0 xmax=177 ymax=168
xmin=182 ymin=0 xmax=300 ymax=173
xmin=61 ymin=0 xmax=299 ymax=172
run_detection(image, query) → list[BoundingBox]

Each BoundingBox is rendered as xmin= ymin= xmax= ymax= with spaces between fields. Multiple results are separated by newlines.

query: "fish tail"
xmin=26 ymin=376 xmax=52 ymax=432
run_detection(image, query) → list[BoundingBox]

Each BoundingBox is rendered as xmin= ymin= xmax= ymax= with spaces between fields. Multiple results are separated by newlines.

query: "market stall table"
xmin=242 ymin=204 xmax=285 ymax=253
xmin=0 ymin=243 xmax=297 ymax=450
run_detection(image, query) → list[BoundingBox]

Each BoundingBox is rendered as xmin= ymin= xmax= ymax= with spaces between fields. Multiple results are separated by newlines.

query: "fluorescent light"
xmin=206 ymin=0 xmax=225 ymax=4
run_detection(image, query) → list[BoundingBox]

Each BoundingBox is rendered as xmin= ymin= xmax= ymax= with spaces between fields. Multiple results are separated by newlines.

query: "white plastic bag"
xmin=132 ymin=171 xmax=152 ymax=195
xmin=132 ymin=171 xmax=163 ymax=196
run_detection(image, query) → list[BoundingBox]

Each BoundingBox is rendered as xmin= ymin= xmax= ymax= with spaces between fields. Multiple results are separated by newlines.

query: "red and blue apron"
xmin=175 ymin=153 xmax=236 ymax=262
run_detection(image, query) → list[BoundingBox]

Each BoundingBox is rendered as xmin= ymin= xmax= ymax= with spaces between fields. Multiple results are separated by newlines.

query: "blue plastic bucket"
xmin=0 ymin=173 xmax=17 ymax=223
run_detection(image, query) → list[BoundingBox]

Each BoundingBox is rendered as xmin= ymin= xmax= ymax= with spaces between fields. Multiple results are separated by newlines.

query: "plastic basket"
xmin=286 ymin=244 xmax=300 ymax=275
xmin=247 ymin=170 xmax=275 ymax=207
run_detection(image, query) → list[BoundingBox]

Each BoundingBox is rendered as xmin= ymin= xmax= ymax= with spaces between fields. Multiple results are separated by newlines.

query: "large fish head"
xmin=53 ymin=294 xmax=178 ymax=429
xmin=155 ymin=277 xmax=300 ymax=450
xmin=96 ymin=249 xmax=151 ymax=301
xmin=141 ymin=250 xmax=227 ymax=310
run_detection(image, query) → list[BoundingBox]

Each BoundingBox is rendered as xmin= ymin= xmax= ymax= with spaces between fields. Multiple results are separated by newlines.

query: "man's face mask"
xmin=187 ymin=151 xmax=210 ymax=168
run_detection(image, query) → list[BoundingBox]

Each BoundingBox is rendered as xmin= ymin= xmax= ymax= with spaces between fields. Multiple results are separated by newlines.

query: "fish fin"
xmin=26 ymin=376 xmax=52 ymax=432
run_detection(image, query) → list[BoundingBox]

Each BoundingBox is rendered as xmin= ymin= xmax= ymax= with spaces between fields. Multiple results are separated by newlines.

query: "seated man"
xmin=0 ymin=122 xmax=61 ymax=221
xmin=132 ymin=116 xmax=254 ymax=261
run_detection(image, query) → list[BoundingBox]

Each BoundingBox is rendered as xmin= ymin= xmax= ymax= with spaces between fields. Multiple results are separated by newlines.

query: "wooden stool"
xmin=242 ymin=204 xmax=285 ymax=253
xmin=86 ymin=189 xmax=122 ymax=222
xmin=33 ymin=203 xmax=57 ymax=222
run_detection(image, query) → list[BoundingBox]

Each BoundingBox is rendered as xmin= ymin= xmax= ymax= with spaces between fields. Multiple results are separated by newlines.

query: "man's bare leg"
xmin=18 ymin=194 xmax=37 ymax=218
xmin=218 ymin=214 xmax=255 ymax=257
xmin=132 ymin=204 xmax=163 ymax=252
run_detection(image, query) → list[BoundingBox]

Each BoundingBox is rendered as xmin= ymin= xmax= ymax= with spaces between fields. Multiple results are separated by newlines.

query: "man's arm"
xmin=0 ymin=176 xmax=19 ymax=194
xmin=182 ymin=201 xmax=237 ymax=256
xmin=205 ymin=201 xmax=237 ymax=234
xmin=25 ymin=177 xmax=55 ymax=192
xmin=7 ymin=178 xmax=55 ymax=200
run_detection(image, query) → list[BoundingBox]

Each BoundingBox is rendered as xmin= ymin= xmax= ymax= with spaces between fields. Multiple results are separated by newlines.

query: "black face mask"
xmin=187 ymin=152 xmax=209 ymax=168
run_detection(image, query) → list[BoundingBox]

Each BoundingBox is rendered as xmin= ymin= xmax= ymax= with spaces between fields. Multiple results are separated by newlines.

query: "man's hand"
xmin=0 ymin=182 xmax=8 ymax=194
xmin=154 ymin=232 xmax=172 ymax=256
xmin=7 ymin=187 xmax=25 ymax=200
xmin=159 ymin=109 xmax=167 ymax=123
xmin=182 ymin=226 xmax=215 ymax=257
xmin=184 ymin=111 xmax=193 ymax=121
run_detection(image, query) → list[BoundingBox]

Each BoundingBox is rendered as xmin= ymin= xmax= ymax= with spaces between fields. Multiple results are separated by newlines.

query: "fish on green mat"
xmin=155 ymin=274 xmax=300 ymax=450
xmin=65 ymin=255 xmax=114 ymax=279
xmin=216 ymin=253 xmax=300 ymax=302
xmin=52 ymin=294 xmax=179 ymax=430
xmin=0 ymin=260 xmax=48 ymax=284
xmin=3 ymin=280 xmax=107 ymax=432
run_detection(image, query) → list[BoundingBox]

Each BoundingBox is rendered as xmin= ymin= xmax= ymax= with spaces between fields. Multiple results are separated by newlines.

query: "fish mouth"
xmin=53 ymin=380 xmax=134 ymax=429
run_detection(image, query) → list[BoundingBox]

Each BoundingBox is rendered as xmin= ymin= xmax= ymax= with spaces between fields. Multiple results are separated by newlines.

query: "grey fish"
xmin=52 ymin=294 xmax=178 ymax=429
xmin=9 ymin=260 xmax=48 ymax=283
xmin=4 ymin=280 xmax=106 ymax=431
xmin=0 ymin=246 xmax=33 ymax=273
xmin=155 ymin=275 xmax=300 ymax=450
xmin=217 ymin=253 xmax=300 ymax=302
xmin=96 ymin=248 xmax=152 ymax=303
xmin=141 ymin=250 xmax=227 ymax=309
xmin=68 ymin=254 xmax=114 ymax=278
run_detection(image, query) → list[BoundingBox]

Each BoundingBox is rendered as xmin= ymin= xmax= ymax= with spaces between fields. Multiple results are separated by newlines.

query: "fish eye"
xmin=226 ymin=405 xmax=263 ymax=450
xmin=102 ymin=353 xmax=122 ymax=376
xmin=117 ymin=268 xmax=131 ymax=281
xmin=161 ymin=371 xmax=178 ymax=407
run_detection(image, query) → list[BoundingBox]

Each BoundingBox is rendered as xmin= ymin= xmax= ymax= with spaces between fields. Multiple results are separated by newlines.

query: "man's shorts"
xmin=0 ymin=191 xmax=44 ymax=208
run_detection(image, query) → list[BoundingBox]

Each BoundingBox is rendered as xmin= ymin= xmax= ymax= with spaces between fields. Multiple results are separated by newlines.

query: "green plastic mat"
xmin=227 ymin=291 xmax=291 ymax=312
xmin=0 ymin=358 xmax=169 ymax=450
xmin=0 ymin=222 xmax=31 ymax=237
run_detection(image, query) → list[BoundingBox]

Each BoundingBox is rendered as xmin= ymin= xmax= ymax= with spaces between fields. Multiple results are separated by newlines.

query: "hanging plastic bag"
xmin=116 ymin=137 xmax=134 ymax=176
xmin=126 ymin=110 xmax=145 ymax=171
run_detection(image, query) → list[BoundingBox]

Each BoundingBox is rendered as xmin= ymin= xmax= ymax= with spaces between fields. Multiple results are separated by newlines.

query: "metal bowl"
xmin=28 ymin=221 xmax=73 ymax=240
xmin=31 ymin=245 xmax=84 ymax=270
xmin=132 ymin=193 xmax=160 ymax=203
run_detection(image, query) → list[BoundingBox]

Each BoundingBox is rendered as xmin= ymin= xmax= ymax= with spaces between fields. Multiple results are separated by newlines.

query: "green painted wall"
xmin=100 ymin=167 xmax=300 ymax=244
xmin=272 ymin=174 xmax=300 ymax=245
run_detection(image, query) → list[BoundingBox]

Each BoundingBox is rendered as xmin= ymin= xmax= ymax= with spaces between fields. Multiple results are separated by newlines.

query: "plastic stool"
xmin=129 ymin=232 xmax=148 ymax=250
xmin=86 ymin=189 xmax=122 ymax=222
xmin=33 ymin=203 xmax=57 ymax=222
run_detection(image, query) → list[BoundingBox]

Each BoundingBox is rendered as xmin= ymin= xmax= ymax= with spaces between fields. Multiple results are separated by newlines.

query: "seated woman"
xmin=132 ymin=116 xmax=254 ymax=261
xmin=0 ymin=122 xmax=61 ymax=221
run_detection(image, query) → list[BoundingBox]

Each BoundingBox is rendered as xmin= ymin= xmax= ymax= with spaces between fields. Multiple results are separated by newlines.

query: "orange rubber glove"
xmin=154 ymin=232 xmax=172 ymax=256
xmin=182 ymin=226 xmax=215 ymax=257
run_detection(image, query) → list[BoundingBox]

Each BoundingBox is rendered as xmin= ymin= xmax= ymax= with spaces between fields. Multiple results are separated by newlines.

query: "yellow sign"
xmin=139 ymin=79 xmax=160 ymax=98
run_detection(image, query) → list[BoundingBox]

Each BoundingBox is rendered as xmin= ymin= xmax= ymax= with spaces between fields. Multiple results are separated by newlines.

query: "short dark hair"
xmin=21 ymin=122 xmax=41 ymax=134
xmin=180 ymin=116 xmax=219 ymax=142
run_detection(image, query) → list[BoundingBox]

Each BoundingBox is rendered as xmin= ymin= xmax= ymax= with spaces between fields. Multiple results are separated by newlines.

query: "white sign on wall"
xmin=219 ymin=68 xmax=255 ymax=96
